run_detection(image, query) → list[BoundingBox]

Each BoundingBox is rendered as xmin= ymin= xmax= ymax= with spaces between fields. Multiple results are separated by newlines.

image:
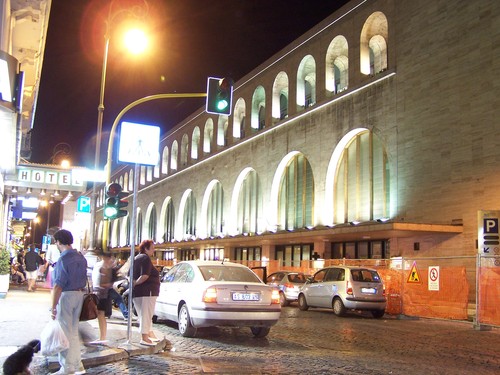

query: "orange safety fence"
xmin=478 ymin=267 xmax=500 ymax=326
xmin=378 ymin=269 xmax=403 ymax=315
xmin=402 ymin=266 xmax=469 ymax=320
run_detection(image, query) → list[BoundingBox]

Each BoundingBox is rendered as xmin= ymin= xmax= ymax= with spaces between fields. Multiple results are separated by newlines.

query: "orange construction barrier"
xmin=478 ymin=267 xmax=500 ymax=326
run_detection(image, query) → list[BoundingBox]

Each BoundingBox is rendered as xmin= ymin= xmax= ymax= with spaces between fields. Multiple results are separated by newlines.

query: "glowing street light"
xmin=88 ymin=0 xmax=149 ymax=256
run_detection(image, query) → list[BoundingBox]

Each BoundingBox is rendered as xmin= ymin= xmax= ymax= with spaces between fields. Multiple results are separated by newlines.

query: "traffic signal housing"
xmin=206 ymin=77 xmax=234 ymax=115
xmin=103 ymin=183 xmax=129 ymax=220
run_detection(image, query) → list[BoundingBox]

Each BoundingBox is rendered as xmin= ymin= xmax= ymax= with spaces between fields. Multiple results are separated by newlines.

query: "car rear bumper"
xmin=344 ymin=297 xmax=386 ymax=310
xmin=190 ymin=306 xmax=281 ymax=328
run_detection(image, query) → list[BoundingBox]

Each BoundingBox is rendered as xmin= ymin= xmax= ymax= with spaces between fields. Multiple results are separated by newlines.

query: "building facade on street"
xmin=92 ymin=0 xmax=499 ymax=273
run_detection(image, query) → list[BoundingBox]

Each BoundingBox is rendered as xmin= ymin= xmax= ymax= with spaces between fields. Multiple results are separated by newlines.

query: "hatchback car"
xmin=266 ymin=271 xmax=309 ymax=306
xmin=154 ymin=260 xmax=281 ymax=337
xmin=298 ymin=266 xmax=386 ymax=318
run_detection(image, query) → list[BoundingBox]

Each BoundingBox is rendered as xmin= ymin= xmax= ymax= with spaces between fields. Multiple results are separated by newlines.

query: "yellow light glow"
xmin=61 ymin=159 xmax=70 ymax=168
xmin=124 ymin=29 xmax=148 ymax=55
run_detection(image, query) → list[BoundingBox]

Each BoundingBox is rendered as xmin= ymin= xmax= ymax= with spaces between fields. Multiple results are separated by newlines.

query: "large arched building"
xmin=92 ymin=0 xmax=499 ymax=269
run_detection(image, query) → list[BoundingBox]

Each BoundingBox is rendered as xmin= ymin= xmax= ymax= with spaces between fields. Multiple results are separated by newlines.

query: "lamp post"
xmin=88 ymin=0 xmax=149 ymax=260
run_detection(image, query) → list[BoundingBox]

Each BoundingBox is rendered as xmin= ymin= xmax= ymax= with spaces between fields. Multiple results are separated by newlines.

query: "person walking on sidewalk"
xmin=50 ymin=229 xmax=87 ymax=375
xmin=90 ymin=252 xmax=114 ymax=345
xmin=132 ymin=240 xmax=161 ymax=346
xmin=24 ymin=245 xmax=43 ymax=292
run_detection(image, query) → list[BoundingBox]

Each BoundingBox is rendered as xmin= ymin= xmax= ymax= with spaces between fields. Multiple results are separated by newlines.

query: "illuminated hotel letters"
xmin=17 ymin=168 xmax=83 ymax=188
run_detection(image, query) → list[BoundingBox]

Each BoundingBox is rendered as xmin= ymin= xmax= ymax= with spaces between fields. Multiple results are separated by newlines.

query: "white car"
xmin=154 ymin=260 xmax=281 ymax=337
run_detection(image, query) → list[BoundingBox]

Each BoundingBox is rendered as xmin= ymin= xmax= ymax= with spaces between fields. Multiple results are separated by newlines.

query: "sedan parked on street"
xmin=298 ymin=266 xmax=386 ymax=318
xmin=266 ymin=271 xmax=309 ymax=306
xmin=154 ymin=260 xmax=281 ymax=337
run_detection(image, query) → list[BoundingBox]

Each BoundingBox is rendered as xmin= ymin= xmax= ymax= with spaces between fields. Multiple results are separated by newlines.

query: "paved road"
xmin=84 ymin=306 xmax=500 ymax=374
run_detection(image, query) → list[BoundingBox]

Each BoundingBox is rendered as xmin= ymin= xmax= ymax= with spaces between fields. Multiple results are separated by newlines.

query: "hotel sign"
xmin=15 ymin=167 xmax=85 ymax=191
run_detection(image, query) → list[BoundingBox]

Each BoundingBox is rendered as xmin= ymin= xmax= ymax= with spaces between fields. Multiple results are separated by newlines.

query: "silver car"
xmin=266 ymin=271 xmax=309 ymax=306
xmin=298 ymin=266 xmax=386 ymax=318
xmin=154 ymin=261 xmax=281 ymax=337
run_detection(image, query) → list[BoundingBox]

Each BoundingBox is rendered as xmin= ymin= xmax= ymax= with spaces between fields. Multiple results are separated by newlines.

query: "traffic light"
xmin=103 ymin=183 xmax=129 ymax=220
xmin=206 ymin=77 xmax=234 ymax=115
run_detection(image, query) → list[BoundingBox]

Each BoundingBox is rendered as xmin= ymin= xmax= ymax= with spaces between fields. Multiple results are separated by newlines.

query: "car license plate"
xmin=361 ymin=287 xmax=376 ymax=294
xmin=232 ymin=292 xmax=260 ymax=301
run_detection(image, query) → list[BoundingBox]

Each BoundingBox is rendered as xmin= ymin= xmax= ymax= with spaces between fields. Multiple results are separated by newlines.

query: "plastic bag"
xmin=40 ymin=319 xmax=69 ymax=356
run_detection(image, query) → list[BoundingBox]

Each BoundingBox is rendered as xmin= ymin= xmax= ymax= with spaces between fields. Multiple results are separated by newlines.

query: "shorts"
xmin=26 ymin=270 xmax=38 ymax=280
xmin=97 ymin=295 xmax=112 ymax=318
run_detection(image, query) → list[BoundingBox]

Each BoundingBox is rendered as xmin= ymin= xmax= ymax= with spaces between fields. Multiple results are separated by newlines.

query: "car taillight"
xmin=202 ymin=287 xmax=217 ymax=303
xmin=283 ymin=283 xmax=294 ymax=290
xmin=271 ymin=289 xmax=281 ymax=304
xmin=346 ymin=281 xmax=353 ymax=295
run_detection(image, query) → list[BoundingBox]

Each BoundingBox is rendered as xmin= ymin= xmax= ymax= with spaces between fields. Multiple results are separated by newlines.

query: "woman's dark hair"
xmin=53 ymin=229 xmax=73 ymax=245
xmin=138 ymin=239 xmax=154 ymax=254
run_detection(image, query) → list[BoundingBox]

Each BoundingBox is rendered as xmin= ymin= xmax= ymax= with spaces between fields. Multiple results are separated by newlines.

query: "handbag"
xmin=80 ymin=280 xmax=99 ymax=321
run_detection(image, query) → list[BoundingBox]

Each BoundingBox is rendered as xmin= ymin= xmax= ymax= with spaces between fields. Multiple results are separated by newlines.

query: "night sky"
xmin=30 ymin=0 xmax=350 ymax=168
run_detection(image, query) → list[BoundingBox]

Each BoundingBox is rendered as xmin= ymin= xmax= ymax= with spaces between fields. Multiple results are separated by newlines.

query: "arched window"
xmin=278 ymin=154 xmax=314 ymax=231
xmin=203 ymin=119 xmax=214 ymax=153
xmin=272 ymin=72 xmax=288 ymax=121
xmin=191 ymin=127 xmax=200 ymax=160
xmin=333 ymin=130 xmax=389 ymax=223
xmin=297 ymin=55 xmax=316 ymax=110
xmin=206 ymin=181 xmax=224 ymax=238
xmin=326 ymin=36 xmax=349 ymax=93
xmin=360 ymin=12 xmax=388 ymax=76
xmin=237 ymin=169 xmax=261 ymax=234
xmin=181 ymin=134 xmax=189 ymax=166
xmin=161 ymin=146 xmax=169 ymax=175
xmin=171 ymin=141 xmax=178 ymax=171
xmin=233 ymin=98 xmax=246 ymax=139
xmin=140 ymin=166 xmax=146 ymax=185
xmin=182 ymin=191 xmax=197 ymax=240
xmin=251 ymin=86 xmax=265 ymax=130
xmin=217 ymin=117 xmax=228 ymax=146
xmin=162 ymin=199 xmax=175 ymax=242
xmin=136 ymin=211 xmax=143 ymax=244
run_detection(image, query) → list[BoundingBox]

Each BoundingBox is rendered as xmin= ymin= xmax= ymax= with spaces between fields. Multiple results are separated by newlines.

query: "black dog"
xmin=2 ymin=339 xmax=41 ymax=375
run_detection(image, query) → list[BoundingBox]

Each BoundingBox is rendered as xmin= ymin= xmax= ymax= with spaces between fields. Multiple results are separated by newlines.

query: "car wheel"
xmin=332 ymin=297 xmax=346 ymax=316
xmin=251 ymin=326 xmax=270 ymax=338
xmin=279 ymin=292 xmax=289 ymax=307
xmin=152 ymin=314 xmax=158 ymax=323
xmin=178 ymin=303 xmax=197 ymax=337
xmin=371 ymin=309 xmax=385 ymax=319
xmin=298 ymin=294 xmax=309 ymax=311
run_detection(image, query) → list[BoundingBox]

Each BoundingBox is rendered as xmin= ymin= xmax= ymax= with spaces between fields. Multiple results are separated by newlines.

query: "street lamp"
xmin=88 ymin=0 xmax=149 ymax=259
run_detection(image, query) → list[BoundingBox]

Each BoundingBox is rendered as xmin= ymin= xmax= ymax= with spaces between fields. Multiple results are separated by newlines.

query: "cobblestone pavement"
xmin=78 ymin=307 xmax=500 ymax=374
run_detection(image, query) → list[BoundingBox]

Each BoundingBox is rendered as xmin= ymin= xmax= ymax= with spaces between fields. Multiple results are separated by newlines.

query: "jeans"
xmin=57 ymin=291 xmax=84 ymax=373
xmin=109 ymin=288 xmax=129 ymax=318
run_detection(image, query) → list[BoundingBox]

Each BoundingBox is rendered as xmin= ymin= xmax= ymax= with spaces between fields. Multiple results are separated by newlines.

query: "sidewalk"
xmin=0 ymin=284 xmax=169 ymax=374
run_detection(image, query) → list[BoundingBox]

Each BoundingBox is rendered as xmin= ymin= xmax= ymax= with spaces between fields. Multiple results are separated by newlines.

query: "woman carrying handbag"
xmin=132 ymin=240 xmax=161 ymax=346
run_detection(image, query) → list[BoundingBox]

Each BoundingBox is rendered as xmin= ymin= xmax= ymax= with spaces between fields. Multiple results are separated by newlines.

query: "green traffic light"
xmin=104 ymin=206 xmax=118 ymax=218
xmin=216 ymin=99 xmax=228 ymax=110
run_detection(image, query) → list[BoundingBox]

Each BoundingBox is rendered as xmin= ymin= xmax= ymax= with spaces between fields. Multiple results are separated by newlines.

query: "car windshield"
xmin=350 ymin=269 xmax=381 ymax=282
xmin=199 ymin=265 xmax=262 ymax=283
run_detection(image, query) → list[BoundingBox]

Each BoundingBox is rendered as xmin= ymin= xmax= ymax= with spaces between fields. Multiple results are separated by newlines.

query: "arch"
xmin=200 ymin=180 xmax=224 ymax=239
xmin=159 ymin=196 xmax=175 ymax=242
xmin=326 ymin=35 xmax=349 ymax=93
xmin=120 ymin=216 xmax=130 ymax=247
xmin=203 ymin=118 xmax=214 ymax=153
xmin=360 ymin=11 xmax=388 ymax=75
xmin=140 ymin=166 xmax=146 ymax=185
xmin=136 ymin=208 xmax=143 ymax=244
xmin=233 ymin=97 xmax=246 ymax=139
xmin=272 ymin=72 xmax=288 ymax=120
xmin=191 ymin=127 xmax=200 ymax=160
xmin=297 ymin=55 xmax=316 ymax=109
xmin=217 ymin=116 xmax=228 ymax=146
xmin=251 ymin=85 xmax=266 ymax=130
xmin=171 ymin=140 xmax=178 ymax=170
xmin=181 ymin=134 xmax=189 ymax=166
xmin=177 ymin=189 xmax=197 ymax=240
xmin=325 ymin=128 xmax=390 ymax=225
xmin=161 ymin=146 xmax=169 ymax=175
xmin=229 ymin=168 xmax=262 ymax=235
xmin=145 ymin=203 xmax=157 ymax=241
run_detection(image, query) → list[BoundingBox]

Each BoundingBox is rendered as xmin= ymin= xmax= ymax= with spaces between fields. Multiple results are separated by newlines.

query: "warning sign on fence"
xmin=428 ymin=266 xmax=440 ymax=291
xmin=407 ymin=261 xmax=421 ymax=283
